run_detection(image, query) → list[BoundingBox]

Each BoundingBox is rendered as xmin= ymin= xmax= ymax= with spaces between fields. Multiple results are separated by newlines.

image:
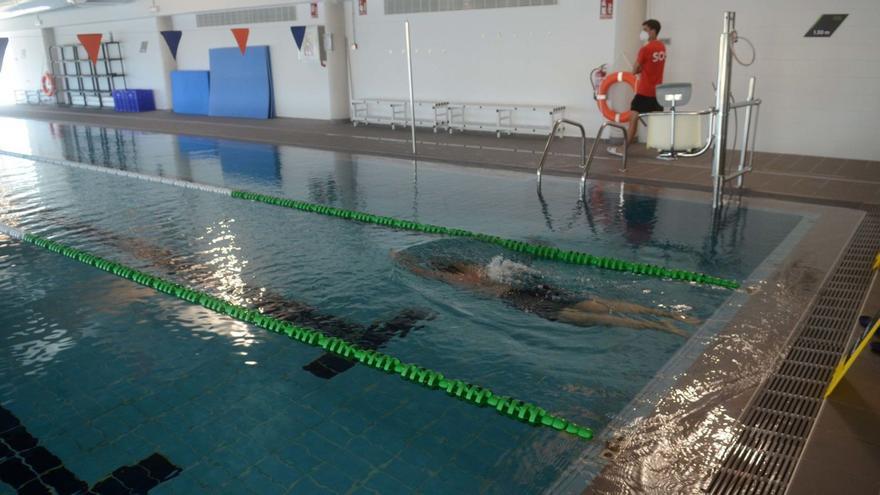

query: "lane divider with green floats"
xmin=0 ymin=150 xmax=739 ymax=289
xmin=0 ymin=224 xmax=593 ymax=441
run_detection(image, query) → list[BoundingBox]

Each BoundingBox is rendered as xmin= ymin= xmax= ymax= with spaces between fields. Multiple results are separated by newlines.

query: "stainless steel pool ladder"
xmin=535 ymin=118 xmax=628 ymax=196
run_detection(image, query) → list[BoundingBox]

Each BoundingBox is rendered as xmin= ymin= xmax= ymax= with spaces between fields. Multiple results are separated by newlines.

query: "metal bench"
xmin=446 ymin=103 xmax=566 ymax=138
xmin=350 ymin=98 xmax=450 ymax=132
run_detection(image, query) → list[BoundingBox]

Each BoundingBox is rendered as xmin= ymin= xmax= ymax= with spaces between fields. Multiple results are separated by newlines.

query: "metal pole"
xmin=669 ymin=101 xmax=677 ymax=159
xmin=405 ymin=21 xmax=417 ymax=155
xmin=736 ymin=76 xmax=756 ymax=188
xmin=345 ymin=36 xmax=354 ymax=103
xmin=711 ymin=11 xmax=735 ymax=209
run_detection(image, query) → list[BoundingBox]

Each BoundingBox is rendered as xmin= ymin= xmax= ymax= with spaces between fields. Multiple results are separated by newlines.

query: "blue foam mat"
xmin=171 ymin=71 xmax=210 ymax=116
xmin=208 ymin=46 xmax=273 ymax=119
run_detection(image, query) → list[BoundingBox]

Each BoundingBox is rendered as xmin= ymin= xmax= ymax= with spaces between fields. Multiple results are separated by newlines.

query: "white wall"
xmin=347 ymin=0 xmax=617 ymax=132
xmin=648 ymin=0 xmax=880 ymax=160
xmin=0 ymin=29 xmax=48 ymax=105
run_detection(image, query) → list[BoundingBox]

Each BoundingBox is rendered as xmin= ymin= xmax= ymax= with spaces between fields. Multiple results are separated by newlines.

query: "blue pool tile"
xmin=227 ymin=439 xmax=270 ymax=467
xmin=74 ymin=427 xmax=107 ymax=452
xmin=327 ymin=450 xmax=375 ymax=482
xmin=255 ymin=455 xmax=303 ymax=490
xmin=310 ymin=462 xmax=356 ymax=494
xmin=238 ymin=465 xmax=285 ymax=494
xmin=300 ymin=431 xmax=346 ymax=463
xmin=277 ymin=442 xmax=322 ymax=475
xmin=344 ymin=436 xmax=396 ymax=467
xmin=94 ymin=415 xmax=133 ymax=442
xmin=150 ymin=472 xmax=202 ymax=495
xmin=330 ymin=409 xmax=372 ymax=436
xmin=186 ymin=460 xmax=233 ymax=490
xmin=419 ymin=469 xmax=484 ymax=493
xmin=385 ymin=456 xmax=432 ymax=489
xmin=312 ymin=420 xmax=356 ymax=449
xmin=291 ymin=476 xmax=337 ymax=495
xmin=362 ymin=471 xmax=414 ymax=494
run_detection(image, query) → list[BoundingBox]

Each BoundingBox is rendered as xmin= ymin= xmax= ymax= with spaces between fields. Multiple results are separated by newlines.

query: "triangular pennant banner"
xmin=0 ymin=38 xmax=8 ymax=73
xmin=77 ymin=33 xmax=103 ymax=65
xmin=231 ymin=28 xmax=249 ymax=55
xmin=290 ymin=26 xmax=306 ymax=51
xmin=160 ymin=30 xmax=182 ymax=60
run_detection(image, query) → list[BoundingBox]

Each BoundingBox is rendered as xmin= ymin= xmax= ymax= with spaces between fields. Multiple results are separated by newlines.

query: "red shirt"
xmin=636 ymin=40 xmax=666 ymax=97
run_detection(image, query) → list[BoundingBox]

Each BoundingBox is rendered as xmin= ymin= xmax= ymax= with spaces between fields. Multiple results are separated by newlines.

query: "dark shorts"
xmin=631 ymin=94 xmax=664 ymax=114
xmin=501 ymin=284 xmax=581 ymax=321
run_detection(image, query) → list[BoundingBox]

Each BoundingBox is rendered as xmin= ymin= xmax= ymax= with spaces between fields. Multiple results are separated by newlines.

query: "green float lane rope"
xmin=231 ymin=191 xmax=740 ymax=289
xmin=16 ymin=231 xmax=593 ymax=441
xmin=0 ymin=150 xmax=740 ymax=289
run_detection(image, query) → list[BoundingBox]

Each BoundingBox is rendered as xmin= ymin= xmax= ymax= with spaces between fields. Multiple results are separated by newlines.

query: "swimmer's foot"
xmin=674 ymin=313 xmax=702 ymax=325
xmin=607 ymin=146 xmax=623 ymax=157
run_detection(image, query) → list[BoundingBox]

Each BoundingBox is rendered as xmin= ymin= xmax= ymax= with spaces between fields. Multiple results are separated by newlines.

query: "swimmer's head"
xmin=485 ymin=256 xmax=539 ymax=284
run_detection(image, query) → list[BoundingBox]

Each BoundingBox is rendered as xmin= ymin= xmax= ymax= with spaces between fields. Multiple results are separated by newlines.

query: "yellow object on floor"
xmin=825 ymin=255 xmax=880 ymax=398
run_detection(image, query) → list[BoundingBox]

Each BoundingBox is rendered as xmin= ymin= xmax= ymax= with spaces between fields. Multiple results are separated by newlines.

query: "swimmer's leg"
xmin=571 ymin=297 xmax=701 ymax=324
xmin=556 ymin=308 xmax=689 ymax=337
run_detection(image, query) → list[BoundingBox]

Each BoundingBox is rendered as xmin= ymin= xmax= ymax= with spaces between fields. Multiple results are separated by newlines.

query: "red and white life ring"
xmin=595 ymin=71 xmax=637 ymax=123
xmin=41 ymin=73 xmax=56 ymax=97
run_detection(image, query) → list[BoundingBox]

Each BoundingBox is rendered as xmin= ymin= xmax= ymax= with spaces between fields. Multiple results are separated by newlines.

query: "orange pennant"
xmin=77 ymin=33 xmax=103 ymax=65
xmin=231 ymin=28 xmax=249 ymax=55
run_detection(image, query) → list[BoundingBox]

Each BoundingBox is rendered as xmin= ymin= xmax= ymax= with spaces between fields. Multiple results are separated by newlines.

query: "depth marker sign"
xmin=805 ymin=14 xmax=847 ymax=38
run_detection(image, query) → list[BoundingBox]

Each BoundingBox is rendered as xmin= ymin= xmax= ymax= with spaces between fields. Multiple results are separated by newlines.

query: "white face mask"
xmin=639 ymin=30 xmax=650 ymax=42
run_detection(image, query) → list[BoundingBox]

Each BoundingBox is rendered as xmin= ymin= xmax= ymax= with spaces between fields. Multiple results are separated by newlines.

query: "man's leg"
xmin=627 ymin=110 xmax=640 ymax=144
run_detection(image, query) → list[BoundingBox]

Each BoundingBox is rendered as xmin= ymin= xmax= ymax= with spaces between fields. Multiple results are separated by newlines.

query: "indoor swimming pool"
xmin=0 ymin=118 xmax=826 ymax=494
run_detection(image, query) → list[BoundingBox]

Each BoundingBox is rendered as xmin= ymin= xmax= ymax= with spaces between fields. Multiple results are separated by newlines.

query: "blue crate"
xmin=112 ymin=89 xmax=155 ymax=112
xmin=112 ymin=90 xmax=127 ymax=112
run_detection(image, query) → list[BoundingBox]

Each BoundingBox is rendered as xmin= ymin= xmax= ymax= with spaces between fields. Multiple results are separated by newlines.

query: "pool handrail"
xmin=536 ymin=118 xmax=587 ymax=187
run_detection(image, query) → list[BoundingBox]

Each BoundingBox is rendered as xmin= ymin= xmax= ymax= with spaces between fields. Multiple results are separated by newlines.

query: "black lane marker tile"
xmin=91 ymin=476 xmax=131 ymax=495
xmin=0 ymin=441 xmax=13 ymax=460
xmin=302 ymin=308 xmax=433 ymax=380
xmin=112 ymin=465 xmax=153 ymax=493
xmin=21 ymin=447 xmax=62 ymax=475
xmin=0 ymin=409 xmax=19 ymax=434
xmin=139 ymin=454 xmax=180 ymax=482
xmin=0 ymin=406 xmax=182 ymax=494
xmin=41 ymin=467 xmax=89 ymax=495
xmin=2 ymin=427 xmax=38 ymax=452
xmin=18 ymin=479 xmax=51 ymax=495
xmin=0 ymin=458 xmax=38 ymax=489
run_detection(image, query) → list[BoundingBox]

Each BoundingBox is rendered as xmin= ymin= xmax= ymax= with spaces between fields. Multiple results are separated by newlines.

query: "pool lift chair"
xmin=645 ymin=83 xmax=714 ymax=161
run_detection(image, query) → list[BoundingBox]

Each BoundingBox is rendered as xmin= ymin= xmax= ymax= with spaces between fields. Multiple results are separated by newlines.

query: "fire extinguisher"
xmin=590 ymin=64 xmax=608 ymax=99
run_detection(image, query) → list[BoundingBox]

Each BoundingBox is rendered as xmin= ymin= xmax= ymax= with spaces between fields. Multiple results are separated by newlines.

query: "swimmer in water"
xmin=392 ymin=250 xmax=698 ymax=336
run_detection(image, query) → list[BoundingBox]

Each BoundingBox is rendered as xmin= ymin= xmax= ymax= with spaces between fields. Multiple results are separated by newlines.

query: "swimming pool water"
xmin=0 ymin=119 xmax=803 ymax=494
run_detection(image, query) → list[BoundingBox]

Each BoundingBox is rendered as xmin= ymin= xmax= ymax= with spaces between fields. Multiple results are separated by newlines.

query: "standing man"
xmin=610 ymin=19 xmax=666 ymax=155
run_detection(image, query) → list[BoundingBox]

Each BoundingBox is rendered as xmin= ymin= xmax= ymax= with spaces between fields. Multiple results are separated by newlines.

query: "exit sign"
xmin=805 ymin=14 xmax=847 ymax=37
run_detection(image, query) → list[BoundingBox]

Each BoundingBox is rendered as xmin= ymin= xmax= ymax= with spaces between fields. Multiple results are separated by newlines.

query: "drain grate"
xmin=707 ymin=208 xmax=880 ymax=495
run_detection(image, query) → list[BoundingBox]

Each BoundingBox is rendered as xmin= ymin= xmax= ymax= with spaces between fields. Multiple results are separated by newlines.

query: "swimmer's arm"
xmin=390 ymin=250 xmax=458 ymax=284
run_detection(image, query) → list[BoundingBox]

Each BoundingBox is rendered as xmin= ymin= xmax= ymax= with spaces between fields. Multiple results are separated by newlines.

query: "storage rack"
xmin=49 ymin=41 xmax=127 ymax=108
